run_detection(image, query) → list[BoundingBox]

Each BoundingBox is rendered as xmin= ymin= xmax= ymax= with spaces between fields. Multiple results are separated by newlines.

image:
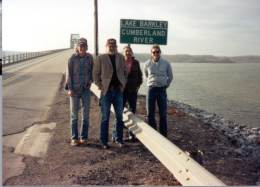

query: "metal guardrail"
xmin=2 ymin=48 xmax=70 ymax=67
xmin=90 ymin=83 xmax=226 ymax=186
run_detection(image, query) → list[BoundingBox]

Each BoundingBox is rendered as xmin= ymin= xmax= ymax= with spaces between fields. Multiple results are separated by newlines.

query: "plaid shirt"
xmin=66 ymin=53 xmax=93 ymax=95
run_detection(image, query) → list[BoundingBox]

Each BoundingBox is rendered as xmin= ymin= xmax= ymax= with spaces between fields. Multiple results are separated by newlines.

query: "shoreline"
xmin=139 ymin=94 xmax=260 ymax=158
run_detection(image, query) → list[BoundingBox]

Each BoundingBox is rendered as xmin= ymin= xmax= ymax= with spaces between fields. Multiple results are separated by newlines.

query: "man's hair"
xmin=106 ymin=38 xmax=117 ymax=46
xmin=151 ymin=45 xmax=161 ymax=53
xmin=123 ymin=45 xmax=133 ymax=55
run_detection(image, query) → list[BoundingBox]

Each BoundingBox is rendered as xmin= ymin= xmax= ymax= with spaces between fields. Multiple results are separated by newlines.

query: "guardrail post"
xmin=3 ymin=56 xmax=6 ymax=65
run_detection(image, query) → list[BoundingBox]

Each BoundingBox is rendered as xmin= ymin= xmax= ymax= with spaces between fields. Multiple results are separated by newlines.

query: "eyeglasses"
xmin=152 ymin=50 xmax=160 ymax=54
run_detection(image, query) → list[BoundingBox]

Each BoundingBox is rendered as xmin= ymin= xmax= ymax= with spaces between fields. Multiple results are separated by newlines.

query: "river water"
xmin=139 ymin=62 xmax=260 ymax=128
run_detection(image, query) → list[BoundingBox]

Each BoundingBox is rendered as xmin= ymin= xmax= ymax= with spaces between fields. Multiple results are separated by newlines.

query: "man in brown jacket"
xmin=93 ymin=38 xmax=128 ymax=149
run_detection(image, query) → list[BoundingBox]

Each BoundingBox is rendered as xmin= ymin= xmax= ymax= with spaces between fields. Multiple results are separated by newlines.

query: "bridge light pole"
xmin=94 ymin=0 xmax=99 ymax=57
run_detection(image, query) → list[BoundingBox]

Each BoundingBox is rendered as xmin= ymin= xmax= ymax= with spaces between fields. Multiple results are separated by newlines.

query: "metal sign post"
xmin=94 ymin=0 xmax=99 ymax=57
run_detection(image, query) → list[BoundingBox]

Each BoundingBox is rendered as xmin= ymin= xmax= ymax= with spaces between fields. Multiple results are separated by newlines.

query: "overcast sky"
xmin=2 ymin=0 xmax=260 ymax=56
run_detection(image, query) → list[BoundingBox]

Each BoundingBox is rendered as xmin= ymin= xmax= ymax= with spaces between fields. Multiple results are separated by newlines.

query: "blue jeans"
xmin=112 ymin=90 xmax=138 ymax=139
xmin=123 ymin=90 xmax=138 ymax=114
xmin=147 ymin=87 xmax=168 ymax=137
xmin=70 ymin=90 xmax=91 ymax=140
xmin=100 ymin=90 xmax=124 ymax=145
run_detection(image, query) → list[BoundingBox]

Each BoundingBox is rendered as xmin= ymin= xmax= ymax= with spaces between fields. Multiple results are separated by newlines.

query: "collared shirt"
xmin=144 ymin=57 xmax=173 ymax=87
xmin=66 ymin=53 xmax=93 ymax=94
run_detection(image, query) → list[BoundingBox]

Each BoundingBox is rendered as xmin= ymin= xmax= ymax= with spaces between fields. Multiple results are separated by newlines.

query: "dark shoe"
xmin=79 ymin=139 xmax=88 ymax=145
xmin=111 ymin=137 xmax=116 ymax=143
xmin=115 ymin=141 xmax=124 ymax=148
xmin=129 ymin=135 xmax=137 ymax=142
xmin=102 ymin=144 xmax=109 ymax=149
xmin=128 ymin=131 xmax=137 ymax=142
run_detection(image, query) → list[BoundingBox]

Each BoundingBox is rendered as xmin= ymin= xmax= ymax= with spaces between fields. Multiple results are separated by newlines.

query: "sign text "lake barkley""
xmin=121 ymin=20 xmax=168 ymax=29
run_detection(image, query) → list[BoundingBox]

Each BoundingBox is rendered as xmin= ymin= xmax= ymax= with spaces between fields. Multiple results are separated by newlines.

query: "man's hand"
xmin=86 ymin=81 xmax=93 ymax=89
xmin=68 ymin=90 xmax=74 ymax=97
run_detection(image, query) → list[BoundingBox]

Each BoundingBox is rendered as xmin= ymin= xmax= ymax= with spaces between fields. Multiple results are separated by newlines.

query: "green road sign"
xmin=120 ymin=19 xmax=168 ymax=45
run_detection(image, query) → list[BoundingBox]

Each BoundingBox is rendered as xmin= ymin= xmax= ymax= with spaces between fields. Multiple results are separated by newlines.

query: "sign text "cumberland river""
xmin=120 ymin=19 xmax=168 ymax=45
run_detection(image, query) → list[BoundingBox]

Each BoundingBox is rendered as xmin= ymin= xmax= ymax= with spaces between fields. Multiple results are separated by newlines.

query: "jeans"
xmin=112 ymin=90 xmax=138 ymax=139
xmin=100 ymin=90 xmax=124 ymax=145
xmin=70 ymin=89 xmax=91 ymax=140
xmin=123 ymin=90 xmax=138 ymax=114
xmin=147 ymin=87 xmax=168 ymax=137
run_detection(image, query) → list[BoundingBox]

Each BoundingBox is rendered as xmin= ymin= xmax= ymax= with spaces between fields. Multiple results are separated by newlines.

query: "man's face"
xmin=107 ymin=43 xmax=117 ymax=55
xmin=124 ymin=48 xmax=132 ymax=59
xmin=151 ymin=48 xmax=161 ymax=62
xmin=78 ymin=44 xmax=87 ymax=56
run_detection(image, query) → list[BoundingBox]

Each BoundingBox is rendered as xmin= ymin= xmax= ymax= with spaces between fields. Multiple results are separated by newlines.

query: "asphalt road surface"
xmin=3 ymin=49 xmax=73 ymax=135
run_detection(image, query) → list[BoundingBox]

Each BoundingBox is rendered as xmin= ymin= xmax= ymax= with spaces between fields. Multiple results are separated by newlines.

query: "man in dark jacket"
xmin=123 ymin=46 xmax=143 ymax=114
xmin=119 ymin=46 xmax=142 ymax=141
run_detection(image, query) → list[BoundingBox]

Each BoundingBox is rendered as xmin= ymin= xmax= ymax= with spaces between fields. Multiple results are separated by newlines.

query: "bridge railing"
xmin=2 ymin=48 xmax=69 ymax=67
xmin=90 ymin=83 xmax=226 ymax=186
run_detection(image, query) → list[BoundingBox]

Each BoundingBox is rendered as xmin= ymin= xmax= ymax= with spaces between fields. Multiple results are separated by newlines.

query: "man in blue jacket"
xmin=66 ymin=38 xmax=93 ymax=146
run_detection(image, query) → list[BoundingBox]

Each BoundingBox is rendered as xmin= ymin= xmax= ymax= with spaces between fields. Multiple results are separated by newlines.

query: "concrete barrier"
xmin=90 ymin=83 xmax=226 ymax=186
xmin=2 ymin=48 xmax=70 ymax=66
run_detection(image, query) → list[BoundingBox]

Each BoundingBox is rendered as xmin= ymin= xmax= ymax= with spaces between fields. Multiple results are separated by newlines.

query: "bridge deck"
xmin=2 ymin=51 xmax=259 ymax=185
